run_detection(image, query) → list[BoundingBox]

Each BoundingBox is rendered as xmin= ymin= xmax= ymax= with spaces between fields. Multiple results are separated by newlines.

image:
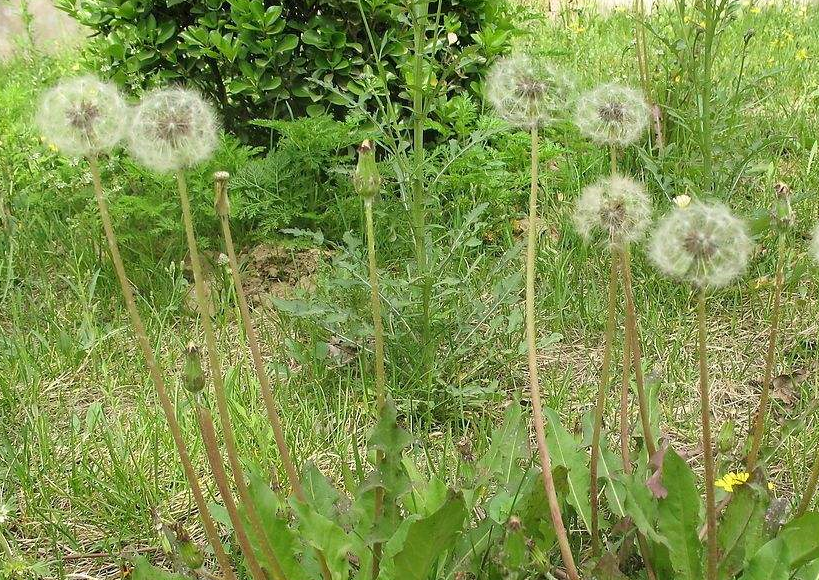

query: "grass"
xmin=1 ymin=1 xmax=819 ymax=576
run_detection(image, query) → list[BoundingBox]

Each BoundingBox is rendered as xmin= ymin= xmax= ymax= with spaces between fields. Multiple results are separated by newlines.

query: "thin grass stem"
xmin=590 ymin=253 xmax=620 ymax=556
xmin=698 ymin=289 xmax=718 ymax=580
xmin=746 ymin=234 xmax=785 ymax=471
xmin=88 ymin=156 xmax=236 ymax=580
xmin=176 ymin=170 xmax=288 ymax=580
xmin=525 ymin=126 xmax=579 ymax=580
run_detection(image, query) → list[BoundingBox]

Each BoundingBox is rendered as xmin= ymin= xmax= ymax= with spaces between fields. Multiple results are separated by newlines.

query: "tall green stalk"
xmin=698 ymin=289 xmax=718 ymax=580
xmin=590 ymin=253 xmax=619 ymax=556
xmin=798 ymin=452 xmax=819 ymax=516
xmin=176 ymin=171 xmax=288 ymax=580
xmin=525 ymin=127 xmax=579 ymax=580
xmin=365 ymin=197 xmax=387 ymax=409
xmin=746 ymin=234 xmax=785 ymax=471
xmin=88 ymin=157 xmax=236 ymax=580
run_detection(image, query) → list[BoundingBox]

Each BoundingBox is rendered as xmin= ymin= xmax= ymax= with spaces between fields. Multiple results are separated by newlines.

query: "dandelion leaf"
xmin=717 ymin=481 xmax=769 ymax=578
xmin=737 ymin=537 xmax=790 ymax=580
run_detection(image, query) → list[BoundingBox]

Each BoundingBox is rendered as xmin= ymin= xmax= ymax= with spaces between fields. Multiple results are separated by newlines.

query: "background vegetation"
xmin=1 ymin=0 xmax=819 ymax=577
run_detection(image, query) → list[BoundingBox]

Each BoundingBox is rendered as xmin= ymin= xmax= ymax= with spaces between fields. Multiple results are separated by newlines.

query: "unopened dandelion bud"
xmin=507 ymin=515 xmax=523 ymax=532
xmin=128 ymin=88 xmax=219 ymax=172
xmin=36 ymin=75 xmax=129 ymax=158
xmin=717 ymin=419 xmax=736 ymax=453
xmin=574 ymin=83 xmax=650 ymax=146
xmin=771 ymin=182 xmax=794 ymax=228
xmin=674 ymin=194 xmax=692 ymax=209
xmin=649 ymin=201 xmax=752 ymax=288
xmin=573 ymin=174 xmax=652 ymax=248
xmin=183 ymin=342 xmax=206 ymax=393
xmin=214 ymin=171 xmax=230 ymax=217
xmin=486 ymin=54 xmax=574 ymax=129
xmin=354 ymin=140 xmax=381 ymax=199
xmin=174 ymin=525 xmax=205 ymax=570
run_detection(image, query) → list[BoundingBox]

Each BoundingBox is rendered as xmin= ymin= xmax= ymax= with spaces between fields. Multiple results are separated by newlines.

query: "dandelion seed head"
xmin=486 ymin=54 xmax=573 ymax=129
xmin=35 ymin=75 xmax=128 ymax=157
xmin=128 ymin=88 xmax=218 ymax=172
xmin=649 ymin=201 xmax=752 ymax=289
xmin=574 ymin=83 xmax=650 ymax=146
xmin=573 ymin=174 xmax=652 ymax=247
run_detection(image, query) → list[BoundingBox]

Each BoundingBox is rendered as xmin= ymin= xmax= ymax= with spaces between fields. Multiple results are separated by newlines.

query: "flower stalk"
xmin=590 ymin=251 xmax=619 ymax=556
xmin=88 ymin=156 xmax=236 ymax=580
xmin=176 ymin=170 xmax=288 ymax=580
xmin=525 ymin=126 xmax=579 ymax=580
xmin=213 ymin=173 xmax=334 ymax=580
xmin=698 ymin=289 xmax=718 ymax=580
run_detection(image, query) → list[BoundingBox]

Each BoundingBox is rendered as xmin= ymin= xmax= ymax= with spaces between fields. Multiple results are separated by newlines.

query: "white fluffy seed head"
xmin=486 ymin=54 xmax=574 ymax=129
xmin=574 ymin=83 xmax=650 ymax=147
xmin=811 ymin=223 xmax=819 ymax=265
xmin=35 ymin=75 xmax=129 ymax=157
xmin=649 ymin=201 xmax=752 ymax=289
xmin=573 ymin=174 xmax=652 ymax=248
xmin=128 ymin=88 xmax=219 ymax=172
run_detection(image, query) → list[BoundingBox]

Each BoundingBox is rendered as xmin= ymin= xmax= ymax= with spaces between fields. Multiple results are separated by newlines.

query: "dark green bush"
xmin=58 ymin=0 xmax=516 ymax=142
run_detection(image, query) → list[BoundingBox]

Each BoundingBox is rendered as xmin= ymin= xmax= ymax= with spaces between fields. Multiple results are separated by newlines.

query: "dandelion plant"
xmin=487 ymin=54 xmax=579 ymax=580
xmin=650 ymin=201 xmax=752 ymax=580
xmin=353 ymin=139 xmax=389 ymax=579
xmin=129 ymin=88 xmax=289 ymax=580
xmin=35 ymin=76 xmax=237 ymax=580
xmin=746 ymin=184 xmax=793 ymax=471
xmin=573 ymin=174 xmax=652 ymax=554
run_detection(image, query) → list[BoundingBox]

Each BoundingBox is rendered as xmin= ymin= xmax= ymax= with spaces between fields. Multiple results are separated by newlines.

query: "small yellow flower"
xmin=48 ymin=143 xmax=58 ymax=152
xmin=784 ymin=31 xmax=794 ymax=41
xmin=750 ymin=6 xmax=761 ymax=13
xmin=768 ymin=482 xmax=776 ymax=491
xmin=796 ymin=48 xmax=808 ymax=61
xmin=71 ymin=63 xmax=81 ymax=71
xmin=674 ymin=194 xmax=691 ymax=208
xmin=715 ymin=472 xmax=751 ymax=493
xmin=674 ymin=74 xmax=681 ymax=83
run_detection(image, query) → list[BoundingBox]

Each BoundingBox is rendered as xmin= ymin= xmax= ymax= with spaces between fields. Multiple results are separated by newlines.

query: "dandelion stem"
xmin=364 ymin=197 xmax=387 ymax=409
xmin=525 ymin=126 xmax=579 ymax=580
xmin=619 ymin=247 xmax=657 ymax=458
xmin=798 ymin=450 xmax=819 ymax=515
xmin=620 ymin=306 xmax=633 ymax=470
xmin=590 ymin=252 xmax=620 ymax=556
xmin=176 ymin=170 xmax=288 ymax=580
xmin=610 ymin=145 xmax=618 ymax=174
xmin=87 ymin=157 xmax=236 ymax=580
xmin=0 ymin=530 xmax=14 ymax=560
xmin=196 ymin=404 xmax=269 ymax=580
xmin=746 ymin=234 xmax=785 ymax=471
xmin=365 ymin=195 xmax=387 ymax=580
xmin=698 ymin=289 xmax=718 ymax=580
xmin=213 ymin=174 xmax=334 ymax=580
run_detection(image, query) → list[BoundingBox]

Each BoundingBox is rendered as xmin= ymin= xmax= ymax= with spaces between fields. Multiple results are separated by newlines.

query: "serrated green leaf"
xmin=717 ymin=482 xmax=769 ymax=578
xmin=543 ymin=407 xmax=592 ymax=531
xmin=476 ymin=402 xmax=528 ymax=487
xmin=657 ymin=450 xmax=703 ymax=580
xmin=292 ymin=501 xmax=353 ymax=580
xmin=381 ymin=492 xmax=468 ymax=580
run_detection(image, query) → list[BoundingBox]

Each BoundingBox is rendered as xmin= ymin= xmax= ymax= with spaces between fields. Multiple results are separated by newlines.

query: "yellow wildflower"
xmin=796 ymin=48 xmax=808 ymax=61
xmin=715 ymin=471 xmax=751 ymax=493
xmin=750 ymin=6 xmax=761 ymax=13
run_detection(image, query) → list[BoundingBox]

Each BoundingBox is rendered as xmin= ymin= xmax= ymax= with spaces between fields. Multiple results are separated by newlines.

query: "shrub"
xmin=58 ymin=0 xmax=517 ymax=142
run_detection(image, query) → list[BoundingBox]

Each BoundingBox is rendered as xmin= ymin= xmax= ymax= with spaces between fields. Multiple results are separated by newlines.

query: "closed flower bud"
xmin=771 ymin=182 xmax=795 ymax=228
xmin=354 ymin=140 xmax=381 ymax=199
xmin=178 ymin=538 xmax=205 ymax=570
xmin=717 ymin=419 xmax=736 ymax=453
xmin=183 ymin=342 xmax=206 ymax=393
